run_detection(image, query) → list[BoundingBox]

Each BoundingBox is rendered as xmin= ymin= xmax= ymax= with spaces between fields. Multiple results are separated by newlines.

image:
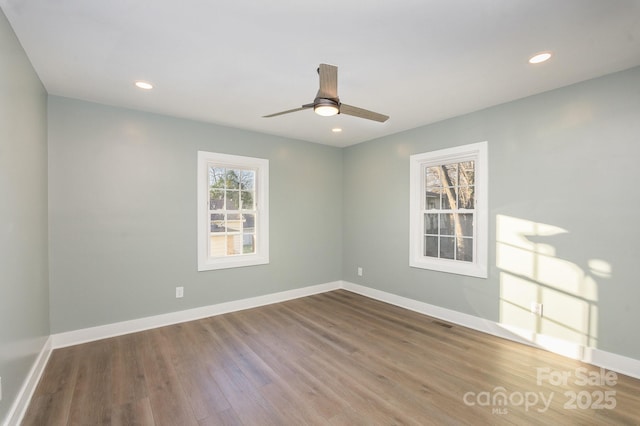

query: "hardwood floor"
xmin=23 ymin=290 xmax=640 ymax=425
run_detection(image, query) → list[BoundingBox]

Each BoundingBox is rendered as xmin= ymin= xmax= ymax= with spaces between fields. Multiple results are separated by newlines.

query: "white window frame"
xmin=197 ymin=151 xmax=269 ymax=271
xmin=409 ymin=141 xmax=488 ymax=278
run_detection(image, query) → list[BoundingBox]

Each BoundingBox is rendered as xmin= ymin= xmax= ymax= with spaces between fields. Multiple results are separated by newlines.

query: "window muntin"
xmin=198 ymin=152 xmax=268 ymax=271
xmin=409 ymin=142 xmax=487 ymax=278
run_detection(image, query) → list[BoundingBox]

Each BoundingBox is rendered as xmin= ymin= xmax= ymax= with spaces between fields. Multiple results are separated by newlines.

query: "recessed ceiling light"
xmin=135 ymin=80 xmax=154 ymax=90
xmin=528 ymin=52 xmax=552 ymax=64
xmin=332 ymin=128 xmax=342 ymax=133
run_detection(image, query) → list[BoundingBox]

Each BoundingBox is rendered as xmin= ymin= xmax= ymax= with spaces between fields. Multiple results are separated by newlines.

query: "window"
xmin=409 ymin=142 xmax=487 ymax=278
xmin=198 ymin=151 xmax=269 ymax=271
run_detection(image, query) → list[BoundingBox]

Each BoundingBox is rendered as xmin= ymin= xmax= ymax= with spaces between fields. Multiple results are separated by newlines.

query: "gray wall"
xmin=343 ymin=66 xmax=640 ymax=360
xmin=48 ymin=97 xmax=343 ymax=333
xmin=0 ymin=9 xmax=49 ymax=423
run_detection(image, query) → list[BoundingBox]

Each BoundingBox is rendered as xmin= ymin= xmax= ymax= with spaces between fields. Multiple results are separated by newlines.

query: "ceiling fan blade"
xmin=316 ymin=64 xmax=338 ymax=100
xmin=263 ymin=104 xmax=313 ymax=118
xmin=340 ymin=104 xmax=389 ymax=123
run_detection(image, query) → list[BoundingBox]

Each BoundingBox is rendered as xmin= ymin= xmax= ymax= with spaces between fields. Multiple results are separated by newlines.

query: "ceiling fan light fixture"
xmin=314 ymin=99 xmax=339 ymax=117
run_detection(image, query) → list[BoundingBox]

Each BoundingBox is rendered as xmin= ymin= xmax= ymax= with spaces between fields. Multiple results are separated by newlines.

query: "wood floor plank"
xmin=110 ymin=397 xmax=155 ymax=426
xmin=110 ymin=333 xmax=148 ymax=407
xmin=237 ymin=328 xmax=346 ymax=420
xmin=22 ymin=290 xmax=640 ymax=425
xmin=221 ymin=312 xmax=336 ymax=423
xmin=159 ymin=320 xmax=231 ymax=421
xmin=137 ymin=328 xmax=200 ymax=426
xmin=21 ymin=346 xmax=80 ymax=426
xmin=208 ymin=363 xmax=283 ymax=426
xmin=67 ymin=340 xmax=113 ymax=425
xmin=197 ymin=408 xmax=243 ymax=426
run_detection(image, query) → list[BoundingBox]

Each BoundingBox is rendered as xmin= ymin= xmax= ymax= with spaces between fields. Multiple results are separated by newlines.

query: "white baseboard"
xmin=341 ymin=281 xmax=640 ymax=380
xmin=3 ymin=336 xmax=52 ymax=426
xmin=52 ymin=281 xmax=342 ymax=348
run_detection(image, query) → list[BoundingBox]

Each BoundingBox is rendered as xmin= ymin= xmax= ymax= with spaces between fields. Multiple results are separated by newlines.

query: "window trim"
xmin=409 ymin=141 xmax=488 ymax=278
xmin=197 ymin=151 xmax=269 ymax=271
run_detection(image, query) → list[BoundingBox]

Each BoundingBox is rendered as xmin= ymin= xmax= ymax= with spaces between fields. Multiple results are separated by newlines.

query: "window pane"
xmin=210 ymin=235 xmax=226 ymax=257
xmin=425 ymin=236 xmax=438 ymax=257
xmin=241 ymin=191 xmax=254 ymax=210
xmin=226 ymin=170 xmax=241 ymax=189
xmin=226 ymin=191 xmax=240 ymax=210
xmin=226 ymin=213 xmax=242 ymax=232
xmin=441 ymin=188 xmax=455 ymax=209
xmin=425 ymin=213 xmax=438 ymax=234
xmin=457 ymin=213 xmax=473 ymax=237
xmin=210 ymin=213 xmax=225 ymax=233
xmin=458 ymin=186 xmax=474 ymax=209
xmin=458 ymin=161 xmax=475 ymax=186
xmin=243 ymin=234 xmax=255 ymax=254
xmin=426 ymin=189 xmax=442 ymax=209
xmin=457 ymin=237 xmax=473 ymax=262
xmin=426 ymin=166 xmax=442 ymax=190
xmin=209 ymin=167 xmax=225 ymax=188
xmin=442 ymin=163 xmax=458 ymax=186
xmin=210 ymin=189 xmax=224 ymax=210
xmin=243 ymin=214 xmax=255 ymax=233
xmin=440 ymin=213 xmax=454 ymax=235
xmin=427 ymin=189 xmax=440 ymax=209
xmin=240 ymin=170 xmax=255 ymax=190
xmin=228 ymin=234 xmax=243 ymax=255
xmin=440 ymin=236 xmax=455 ymax=259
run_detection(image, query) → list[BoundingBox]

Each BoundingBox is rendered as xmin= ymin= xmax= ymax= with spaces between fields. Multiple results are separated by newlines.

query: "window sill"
xmin=410 ymin=257 xmax=487 ymax=278
xmin=198 ymin=254 xmax=269 ymax=271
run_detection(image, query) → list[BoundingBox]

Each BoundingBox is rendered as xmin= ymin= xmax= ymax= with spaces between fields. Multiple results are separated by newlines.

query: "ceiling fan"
xmin=263 ymin=64 xmax=389 ymax=123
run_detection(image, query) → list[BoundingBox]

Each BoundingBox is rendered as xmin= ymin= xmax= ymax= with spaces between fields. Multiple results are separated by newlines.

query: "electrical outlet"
xmin=176 ymin=286 xmax=184 ymax=298
xmin=530 ymin=302 xmax=543 ymax=317
xmin=357 ymin=267 xmax=363 ymax=277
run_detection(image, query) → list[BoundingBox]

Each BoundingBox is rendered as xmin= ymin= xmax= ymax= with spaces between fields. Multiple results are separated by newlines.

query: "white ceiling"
xmin=2 ymin=0 xmax=640 ymax=147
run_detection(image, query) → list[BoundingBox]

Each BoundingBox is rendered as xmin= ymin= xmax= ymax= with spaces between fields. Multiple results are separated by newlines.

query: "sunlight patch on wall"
xmin=496 ymin=214 xmax=609 ymax=356
xmin=588 ymin=259 xmax=612 ymax=278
